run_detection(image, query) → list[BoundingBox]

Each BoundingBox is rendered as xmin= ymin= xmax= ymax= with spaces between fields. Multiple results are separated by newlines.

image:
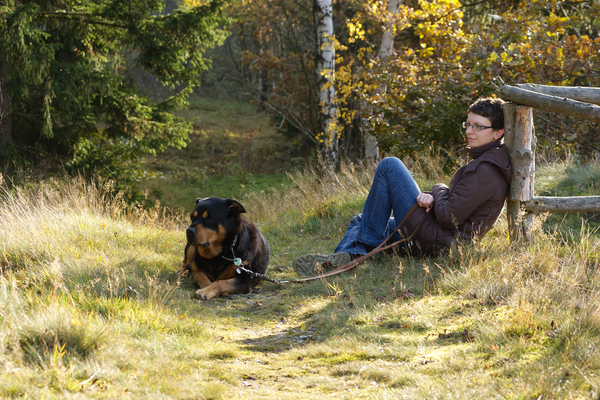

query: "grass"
xmin=1 ymin=148 xmax=599 ymax=399
xmin=137 ymin=96 xmax=304 ymax=212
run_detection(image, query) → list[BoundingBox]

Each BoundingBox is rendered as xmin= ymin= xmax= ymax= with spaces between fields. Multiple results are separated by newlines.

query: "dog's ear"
xmin=227 ymin=199 xmax=246 ymax=215
xmin=195 ymin=197 xmax=203 ymax=205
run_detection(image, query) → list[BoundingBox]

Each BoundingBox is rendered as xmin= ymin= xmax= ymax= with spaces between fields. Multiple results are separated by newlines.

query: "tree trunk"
xmin=363 ymin=0 xmax=403 ymax=160
xmin=504 ymin=103 xmax=535 ymax=244
xmin=377 ymin=0 xmax=402 ymax=86
xmin=257 ymin=40 xmax=266 ymax=112
xmin=0 ymin=56 xmax=11 ymax=156
xmin=314 ymin=0 xmax=337 ymax=171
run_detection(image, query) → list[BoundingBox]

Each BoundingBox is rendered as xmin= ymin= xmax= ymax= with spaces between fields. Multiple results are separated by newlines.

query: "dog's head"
xmin=186 ymin=197 xmax=246 ymax=259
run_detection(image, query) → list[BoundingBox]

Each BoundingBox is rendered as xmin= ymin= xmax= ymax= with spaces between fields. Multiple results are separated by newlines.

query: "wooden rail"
xmin=500 ymin=84 xmax=600 ymax=244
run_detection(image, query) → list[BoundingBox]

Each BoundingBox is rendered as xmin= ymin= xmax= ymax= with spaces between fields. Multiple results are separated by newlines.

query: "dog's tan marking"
xmin=176 ymin=263 xmax=189 ymax=277
xmin=176 ymin=264 xmax=188 ymax=277
xmin=217 ymin=264 xmax=239 ymax=281
xmin=193 ymin=224 xmax=226 ymax=259
xmin=202 ymin=211 xmax=209 ymax=219
xmin=190 ymin=265 xmax=213 ymax=289
xmin=176 ymin=244 xmax=197 ymax=276
xmin=195 ymin=278 xmax=243 ymax=300
xmin=185 ymin=244 xmax=195 ymax=263
xmin=192 ymin=210 xmax=198 ymax=218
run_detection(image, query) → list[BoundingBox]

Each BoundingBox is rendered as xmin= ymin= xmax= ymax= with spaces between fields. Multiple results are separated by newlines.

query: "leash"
xmin=221 ymin=234 xmax=242 ymax=266
xmin=236 ymin=204 xmax=430 ymax=285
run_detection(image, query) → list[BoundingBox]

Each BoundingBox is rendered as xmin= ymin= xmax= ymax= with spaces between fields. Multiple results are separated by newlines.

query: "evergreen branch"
xmin=35 ymin=12 xmax=128 ymax=28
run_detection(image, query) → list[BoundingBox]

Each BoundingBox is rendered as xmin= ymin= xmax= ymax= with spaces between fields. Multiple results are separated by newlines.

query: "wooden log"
xmin=523 ymin=212 xmax=534 ymax=244
xmin=516 ymin=84 xmax=600 ymax=106
xmin=503 ymin=103 xmax=516 ymax=152
xmin=504 ymin=103 xmax=519 ymax=243
xmin=504 ymin=103 xmax=535 ymax=244
xmin=500 ymin=85 xmax=600 ymax=123
xmin=523 ymin=196 xmax=600 ymax=213
xmin=505 ymin=105 xmax=535 ymax=202
xmin=507 ymin=200 xmax=522 ymax=243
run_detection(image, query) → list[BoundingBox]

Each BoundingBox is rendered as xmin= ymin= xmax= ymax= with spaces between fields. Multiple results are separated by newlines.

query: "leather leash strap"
xmin=289 ymin=203 xmax=430 ymax=283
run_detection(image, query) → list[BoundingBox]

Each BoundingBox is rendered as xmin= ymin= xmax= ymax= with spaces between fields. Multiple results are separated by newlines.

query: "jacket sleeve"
xmin=430 ymin=164 xmax=496 ymax=230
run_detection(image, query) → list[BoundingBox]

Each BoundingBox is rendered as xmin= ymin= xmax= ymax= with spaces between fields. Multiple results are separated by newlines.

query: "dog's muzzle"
xmin=186 ymin=227 xmax=210 ymax=248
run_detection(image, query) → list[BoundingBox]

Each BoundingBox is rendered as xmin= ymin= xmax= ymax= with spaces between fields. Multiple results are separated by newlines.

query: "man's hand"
xmin=417 ymin=193 xmax=434 ymax=213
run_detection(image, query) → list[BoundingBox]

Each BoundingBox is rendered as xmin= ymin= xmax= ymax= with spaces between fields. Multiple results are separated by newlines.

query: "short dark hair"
xmin=468 ymin=97 xmax=505 ymax=131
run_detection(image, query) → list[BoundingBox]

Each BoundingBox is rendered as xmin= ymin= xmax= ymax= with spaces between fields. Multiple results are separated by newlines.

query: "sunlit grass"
xmin=0 ymin=153 xmax=599 ymax=398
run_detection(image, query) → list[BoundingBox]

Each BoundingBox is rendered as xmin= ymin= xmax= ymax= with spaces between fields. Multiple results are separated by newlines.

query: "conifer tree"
xmin=0 ymin=0 xmax=228 ymax=179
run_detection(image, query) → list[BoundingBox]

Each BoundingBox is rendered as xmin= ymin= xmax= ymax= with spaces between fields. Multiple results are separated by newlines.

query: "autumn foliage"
xmin=225 ymin=0 xmax=600 ymax=159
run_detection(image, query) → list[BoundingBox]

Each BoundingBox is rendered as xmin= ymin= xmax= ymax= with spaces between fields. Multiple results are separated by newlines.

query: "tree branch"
xmin=36 ymin=12 xmax=128 ymax=28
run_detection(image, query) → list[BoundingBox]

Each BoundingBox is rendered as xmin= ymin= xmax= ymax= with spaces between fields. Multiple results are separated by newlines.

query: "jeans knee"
xmin=377 ymin=157 xmax=402 ymax=174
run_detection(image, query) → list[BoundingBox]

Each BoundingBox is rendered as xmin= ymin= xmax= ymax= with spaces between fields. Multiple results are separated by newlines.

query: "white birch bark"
xmin=314 ymin=0 xmax=337 ymax=171
xmin=377 ymin=0 xmax=402 ymax=85
xmin=257 ymin=40 xmax=265 ymax=112
xmin=364 ymin=0 xmax=403 ymax=160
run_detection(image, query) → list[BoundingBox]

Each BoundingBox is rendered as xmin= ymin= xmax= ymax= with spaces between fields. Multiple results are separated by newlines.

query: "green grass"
xmin=137 ymin=96 xmax=303 ymax=212
xmin=1 ymin=151 xmax=599 ymax=398
xmin=1 ymin=96 xmax=600 ymax=398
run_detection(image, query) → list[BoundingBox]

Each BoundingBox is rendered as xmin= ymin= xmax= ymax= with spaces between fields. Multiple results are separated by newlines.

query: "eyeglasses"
xmin=462 ymin=121 xmax=492 ymax=131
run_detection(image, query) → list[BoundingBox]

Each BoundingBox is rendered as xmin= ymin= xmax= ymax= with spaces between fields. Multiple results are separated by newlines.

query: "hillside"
xmin=137 ymin=96 xmax=307 ymax=212
xmin=1 ymin=146 xmax=599 ymax=398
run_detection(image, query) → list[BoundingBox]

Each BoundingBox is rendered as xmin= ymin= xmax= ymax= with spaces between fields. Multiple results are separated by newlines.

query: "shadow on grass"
xmin=173 ymin=253 xmax=453 ymax=353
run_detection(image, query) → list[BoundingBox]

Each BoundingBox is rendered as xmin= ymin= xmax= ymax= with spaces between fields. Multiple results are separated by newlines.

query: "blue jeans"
xmin=335 ymin=157 xmax=421 ymax=255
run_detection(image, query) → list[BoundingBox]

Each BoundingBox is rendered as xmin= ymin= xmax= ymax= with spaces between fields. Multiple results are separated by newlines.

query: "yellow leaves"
xmin=500 ymin=51 xmax=511 ymax=64
xmin=340 ymin=109 xmax=357 ymax=125
xmin=420 ymin=46 xmax=435 ymax=58
xmin=347 ymin=21 xmax=365 ymax=41
xmin=182 ymin=0 xmax=212 ymax=6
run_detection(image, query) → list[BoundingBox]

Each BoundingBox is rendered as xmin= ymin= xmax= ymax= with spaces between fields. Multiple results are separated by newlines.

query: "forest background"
xmin=2 ymin=0 xmax=600 ymax=191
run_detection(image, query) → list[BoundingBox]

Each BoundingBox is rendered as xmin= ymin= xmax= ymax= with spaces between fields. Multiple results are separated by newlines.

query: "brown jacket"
xmin=402 ymin=140 xmax=512 ymax=256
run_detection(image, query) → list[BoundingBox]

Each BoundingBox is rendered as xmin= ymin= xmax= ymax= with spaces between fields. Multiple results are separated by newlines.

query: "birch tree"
xmin=363 ymin=0 xmax=403 ymax=160
xmin=314 ymin=0 xmax=338 ymax=171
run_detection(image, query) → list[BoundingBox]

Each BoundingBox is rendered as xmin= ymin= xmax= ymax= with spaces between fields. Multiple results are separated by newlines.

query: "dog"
xmin=177 ymin=197 xmax=270 ymax=300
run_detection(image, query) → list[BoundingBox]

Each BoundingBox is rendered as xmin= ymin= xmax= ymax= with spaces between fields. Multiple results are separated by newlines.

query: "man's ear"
xmin=494 ymin=128 xmax=504 ymax=140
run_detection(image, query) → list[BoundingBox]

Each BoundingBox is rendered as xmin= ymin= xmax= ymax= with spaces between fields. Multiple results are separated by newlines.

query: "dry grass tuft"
xmin=241 ymin=157 xmax=376 ymax=223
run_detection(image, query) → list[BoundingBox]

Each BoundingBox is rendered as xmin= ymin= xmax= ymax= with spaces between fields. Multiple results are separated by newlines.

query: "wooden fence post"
xmin=500 ymin=84 xmax=600 ymax=245
xmin=504 ymin=103 xmax=535 ymax=244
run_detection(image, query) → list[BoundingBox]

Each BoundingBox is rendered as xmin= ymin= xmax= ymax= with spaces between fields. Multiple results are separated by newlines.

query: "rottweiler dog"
xmin=177 ymin=197 xmax=270 ymax=300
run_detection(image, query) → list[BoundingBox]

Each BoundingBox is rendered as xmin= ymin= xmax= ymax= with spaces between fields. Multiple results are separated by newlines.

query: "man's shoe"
xmin=293 ymin=252 xmax=352 ymax=276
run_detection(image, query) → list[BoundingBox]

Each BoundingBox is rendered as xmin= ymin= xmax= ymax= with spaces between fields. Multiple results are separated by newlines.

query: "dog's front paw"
xmin=195 ymin=287 xmax=217 ymax=300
